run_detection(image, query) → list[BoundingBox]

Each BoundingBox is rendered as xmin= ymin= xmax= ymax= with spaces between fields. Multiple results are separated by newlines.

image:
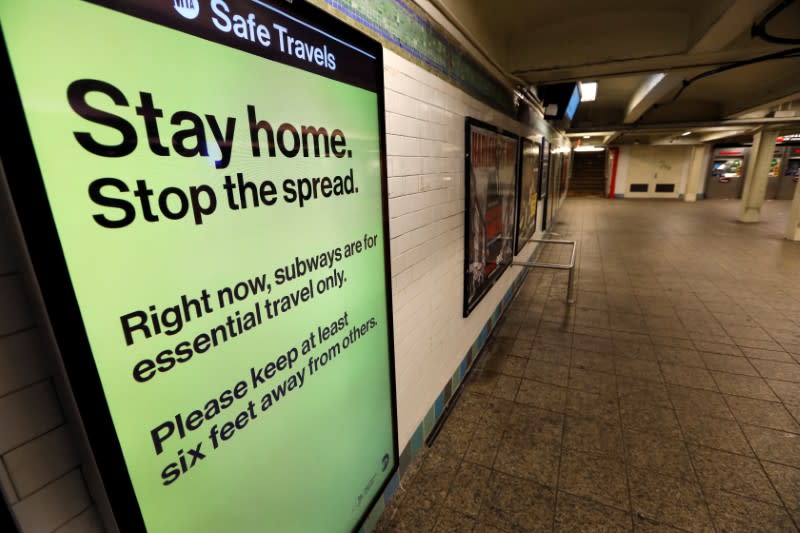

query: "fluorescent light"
xmin=681 ymin=131 xmax=692 ymax=136
xmin=579 ymin=81 xmax=597 ymax=102
xmin=583 ymin=135 xmax=591 ymax=139
xmin=574 ymin=145 xmax=604 ymax=152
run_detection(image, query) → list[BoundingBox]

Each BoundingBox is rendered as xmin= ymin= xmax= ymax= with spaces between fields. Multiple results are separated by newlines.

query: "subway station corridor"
xmin=378 ymin=198 xmax=800 ymax=532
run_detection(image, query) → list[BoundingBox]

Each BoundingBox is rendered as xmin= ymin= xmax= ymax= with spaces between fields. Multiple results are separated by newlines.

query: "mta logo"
xmin=174 ymin=0 xmax=200 ymax=19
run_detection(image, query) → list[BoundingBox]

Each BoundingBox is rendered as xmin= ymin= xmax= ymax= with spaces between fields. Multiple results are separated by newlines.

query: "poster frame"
xmin=0 ymin=1 xmax=398 ymax=531
xmin=463 ymin=117 xmax=519 ymax=317
xmin=514 ymin=137 xmax=540 ymax=256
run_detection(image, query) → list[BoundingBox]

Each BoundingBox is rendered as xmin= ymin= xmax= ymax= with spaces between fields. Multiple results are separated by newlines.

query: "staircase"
xmin=568 ymin=150 xmax=606 ymax=197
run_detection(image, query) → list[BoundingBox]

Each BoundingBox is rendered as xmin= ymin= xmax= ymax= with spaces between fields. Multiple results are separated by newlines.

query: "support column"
xmin=738 ymin=129 xmax=779 ymax=222
xmin=786 ymin=178 xmax=800 ymax=240
xmin=684 ymin=144 xmax=710 ymax=202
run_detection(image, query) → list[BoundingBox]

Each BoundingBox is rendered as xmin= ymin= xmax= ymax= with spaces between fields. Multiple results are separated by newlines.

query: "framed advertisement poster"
xmin=463 ymin=118 xmax=519 ymax=317
xmin=0 ymin=1 xmax=398 ymax=531
xmin=540 ymin=138 xmax=551 ymax=199
xmin=559 ymin=150 xmax=571 ymax=203
xmin=514 ymin=138 xmax=541 ymax=255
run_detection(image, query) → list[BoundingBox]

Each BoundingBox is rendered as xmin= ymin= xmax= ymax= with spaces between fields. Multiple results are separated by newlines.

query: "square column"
xmin=738 ymin=129 xmax=779 ymax=222
xmin=684 ymin=145 xmax=710 ymax=202
xmin=787 ymin=177 xmax=800 ymax=240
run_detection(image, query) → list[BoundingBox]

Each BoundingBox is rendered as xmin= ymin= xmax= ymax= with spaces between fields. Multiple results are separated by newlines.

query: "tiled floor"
xmin=378 ymin=198 xmax=800 ymax=532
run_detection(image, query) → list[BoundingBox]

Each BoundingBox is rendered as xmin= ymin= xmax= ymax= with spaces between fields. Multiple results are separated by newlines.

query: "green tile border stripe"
xmin=315 ymin=0 xmax=516 ymax=116
xmin=358 ymin=265 xmax=530 ymax=532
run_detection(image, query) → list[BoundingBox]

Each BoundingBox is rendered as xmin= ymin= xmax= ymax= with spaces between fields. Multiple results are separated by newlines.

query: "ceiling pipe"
xmin=569 ymin=116 xmax=800 ymax=134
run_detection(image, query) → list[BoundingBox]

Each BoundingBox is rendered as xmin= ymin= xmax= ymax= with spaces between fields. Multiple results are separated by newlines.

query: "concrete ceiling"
xmin=433 ymin=0 xmax=800 ymax=144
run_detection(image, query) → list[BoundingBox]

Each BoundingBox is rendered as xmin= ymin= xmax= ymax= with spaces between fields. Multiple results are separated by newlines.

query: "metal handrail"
xmin=513 ymin=238 xmax=577 ymax=303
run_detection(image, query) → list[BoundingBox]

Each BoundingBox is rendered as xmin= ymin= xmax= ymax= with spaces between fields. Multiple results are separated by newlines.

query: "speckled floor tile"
xmin=431 ymin=509 xmax=475 ymax=533
xmin=614 ymin=357 xmax=664 ymax=383
xmin=762 ymin=461 xmax=800 ymax=512
xmin=571 ymin=348 xmax=616 ymax=374
xmin=726 ymin=395 xmax=800 ymax=433
xmin=659 ymin=362 xmax=719 ymax=391
xmin=677 ymin=411 xmax=753 ymax=455
xmin=378 ymin=200 xmax=800 ymax=533
xmin=705 ymin=490 xmax=796 ymax=533
xmin=667 ymin=385 xmax=733 ymax=420
xmin=563 ymin=415 xmax=625 ymax=459
xmin=628 ymin=467 xmax=714 ymax=533
xmin=515 ymin=379 xmax=568 ymax=412
xmin=568 ymin=366 xmax=617 ymax=395
xmin=711 ymin=371 xmax=780 ymax=401
xmin=523 ymin=358 xmax=569 ymax=386
xmin=624 ymin=430 xmax=694 ymax=480
xmin=620 ymin=400 xmax=682 ymax=440
xmin=442 ymin=462 xmax=491 ymax=518
xmin=688 ymin=445 xmax=781 ymax=505
xmin=493 ymin=433 xmax=559 ymax=487
xmin=566 ymin=389 xmax=619 ymax=422
xmin=479 ymin=472 xmax=554 ymax=532
xmin=463 ymin=424 xmax=503 ymax=468
xmin=750 ymin=359 xmax=800 ymax=383
xmin=700 ymin=351 xmax=759 ymax=376
xmin=742 ymin=424 xmax=800 ymax=466
xmin=558 ymin=448 xmax=629 ymax=510
xmin=554 ymin=492 xmax=633 ymax=532
xmin=505 ymin=403 xmax=563 ymax=443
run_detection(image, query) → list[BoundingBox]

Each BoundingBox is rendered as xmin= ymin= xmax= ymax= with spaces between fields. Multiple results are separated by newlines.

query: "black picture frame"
xmin=514 ymin=137 xmax=541 ymax=256
xmin=539 ymin=138 xmax=551 ymax=200
xmin=549 ymin=150 xmax=561 ymax=225
xmin=540 ymin=138 xmax=551 ymax=231
xmin=559 ymin=150 xmax=571 ymax=204
xmin=463 ymin=117 xmax=519 ymax=317
xmin=0 ymin=2 xmax=398 ymax=532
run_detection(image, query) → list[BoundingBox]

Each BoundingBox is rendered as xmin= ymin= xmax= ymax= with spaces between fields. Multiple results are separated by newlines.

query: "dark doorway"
xmin=569 ymin=149 xmax=606 ymax=196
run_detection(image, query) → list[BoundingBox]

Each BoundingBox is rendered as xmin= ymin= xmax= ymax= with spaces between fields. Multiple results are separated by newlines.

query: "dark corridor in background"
xmin=569 ymin=150 xmax=606 ymax=197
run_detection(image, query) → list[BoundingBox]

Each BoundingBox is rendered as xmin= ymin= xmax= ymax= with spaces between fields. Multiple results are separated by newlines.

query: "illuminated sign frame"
xmin=0 ymin=1 xmax=398 ymax=531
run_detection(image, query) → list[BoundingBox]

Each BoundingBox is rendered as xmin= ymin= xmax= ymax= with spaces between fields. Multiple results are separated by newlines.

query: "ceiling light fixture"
xmin=574 ymin=145 xmax=605 ymax=152
xmin=583 ymin=135 xmax=591 ymax=139
xmin=681 ymin=131 xmax=692 ymax=136
xmin=579 ymin=81 xmax=597 ymax=102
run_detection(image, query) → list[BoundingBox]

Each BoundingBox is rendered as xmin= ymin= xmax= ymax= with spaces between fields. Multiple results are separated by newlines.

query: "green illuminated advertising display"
xmin=0 ymin=1 xmax=397 ymax=531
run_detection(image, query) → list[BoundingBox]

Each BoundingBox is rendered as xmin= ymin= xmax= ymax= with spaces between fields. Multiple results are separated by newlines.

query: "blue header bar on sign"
xmin=86 ymin=0 xmax=381 ymax=92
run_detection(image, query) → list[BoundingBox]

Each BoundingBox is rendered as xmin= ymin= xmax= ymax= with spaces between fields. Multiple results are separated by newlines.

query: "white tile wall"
xmin=0 ymin=276 xmax=35 ymax=336
xmin=0 ymin=330 xmax=50 ymax=396
xmin=11 ymin=470 xmax=91 ymax=532
xmin=0 ymin=47 xmax=547 ymax=532
xmin=0 ymin=189 xmax=97 ymax=530
xmin=381 ymin=49 xmax=545 ymax=445
xmin=53 ymin=507 xmax=104 ymax=533
xmin=4 ymin=426 xmax=80 ymax=499
xmin=0 ymin=382 xmax=64 ymax=455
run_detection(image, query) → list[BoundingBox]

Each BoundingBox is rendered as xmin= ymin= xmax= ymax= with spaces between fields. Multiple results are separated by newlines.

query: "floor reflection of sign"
xmin=464 ymin=119 xmax=518 ymax=317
